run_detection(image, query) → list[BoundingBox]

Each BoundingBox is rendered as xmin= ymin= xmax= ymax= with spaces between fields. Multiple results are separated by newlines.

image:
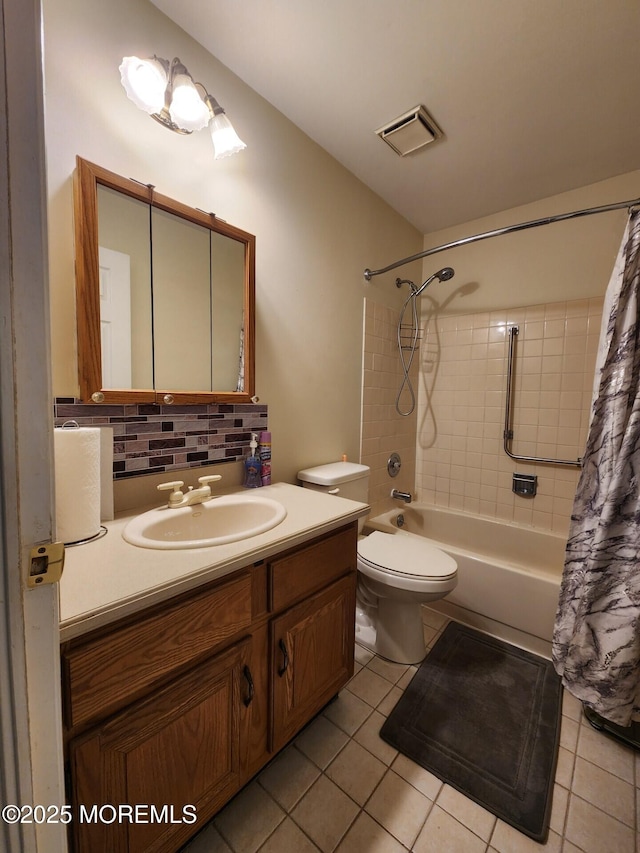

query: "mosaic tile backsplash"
xmin=53 ymin=399 xmax=268 ymax=479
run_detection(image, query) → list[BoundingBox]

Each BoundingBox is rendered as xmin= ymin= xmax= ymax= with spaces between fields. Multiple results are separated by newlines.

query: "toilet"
xmin=297 ymin=461 xmax=457 ymax=664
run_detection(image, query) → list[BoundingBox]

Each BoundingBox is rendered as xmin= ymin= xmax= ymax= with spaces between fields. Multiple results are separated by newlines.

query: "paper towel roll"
xmin=54 ymin=427 xmax=101 ymax=544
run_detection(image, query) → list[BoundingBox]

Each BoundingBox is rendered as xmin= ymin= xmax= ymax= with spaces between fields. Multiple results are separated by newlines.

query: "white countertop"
xmin=59 ymin=482 xmax=369 ymax=642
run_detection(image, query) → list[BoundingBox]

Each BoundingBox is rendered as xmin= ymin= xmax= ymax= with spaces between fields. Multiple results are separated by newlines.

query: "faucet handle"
xmin=198 ymin=475 xmax=222 ymax=487
xmin=158 ymin=481 xmax=184 ymax=506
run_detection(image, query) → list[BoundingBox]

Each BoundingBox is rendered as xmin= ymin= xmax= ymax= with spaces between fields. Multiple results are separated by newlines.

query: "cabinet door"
xmin=70 ymin=637 xmax=253 ymax=853
xmin=271 ymin=574 xmax=355 ymax=752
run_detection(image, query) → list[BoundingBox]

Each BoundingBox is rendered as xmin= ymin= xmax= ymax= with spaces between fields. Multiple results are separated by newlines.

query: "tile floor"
xmin=181 ymin=610 xmax=639 ymax=853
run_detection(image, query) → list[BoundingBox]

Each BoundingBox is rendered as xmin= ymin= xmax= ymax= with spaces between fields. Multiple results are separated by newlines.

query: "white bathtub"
xmin=366 ymin=504 xmax=567 ymax=658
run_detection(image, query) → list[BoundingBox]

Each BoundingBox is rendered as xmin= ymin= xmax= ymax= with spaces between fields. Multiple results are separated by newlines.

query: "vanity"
xmin=59 ymin=483 xmax=368 ymax=852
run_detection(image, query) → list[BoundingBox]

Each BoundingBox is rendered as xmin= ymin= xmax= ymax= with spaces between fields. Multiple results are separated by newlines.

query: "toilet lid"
xmin=358 ymin=531 xmax=457 ymax=579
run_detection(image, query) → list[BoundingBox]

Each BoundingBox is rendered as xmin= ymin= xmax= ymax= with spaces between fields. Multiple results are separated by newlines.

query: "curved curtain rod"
xmin=363 ymin=197 xmax=640 ymax=280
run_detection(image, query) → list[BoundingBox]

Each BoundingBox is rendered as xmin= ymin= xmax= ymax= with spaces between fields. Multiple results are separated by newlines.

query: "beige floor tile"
xmin=291 ymin=775 xmax=359 ymax=853
xmin=376 ymin=685 xmax=402 ymax=718
xmin=257 ymin=817 xmax=320 ymax=852
xmin=354 ymin=643 xmax=374 ymax=666
xmin=436 ymin=784 xmax=496 ymax=842
xmin=565 ymin=793 xmax=635 ymax=853
xmin=558 ymin=843 xmax=585 ymax=853
xmin=423 ymin=623 xmax=440 ymax=647
xmin=396 ymin=665 xmax=418 ymax=691
xmin=391 ymin=753 xmax=442 ymax=800
xmin=560 ymin=716 xmax=579 ymax=752
xmin=326 ymin=739 xmax=387 ymax=806
xmin=295 ymin=715 xmax=350 ymax=770
xmin=353 ymin=710 xmax=398 ymax=765
xmin=323 ymin=688 xmax=373 ymax=735
xmin=346 ymin=667 xmax=393 ymax=708
xmin=366 ymin=656 xmax=409 ymax=684
xmin=181 ymin=823 xmax=232 ymax=852
xmin=214 ymin=782 xmax=285 ymax=853
xmin=577 ymin=723 xmax=635 ymax=783
xmin=554 ymin=745 xmax=575 ymax=789
xmin=334 ymin=811 xmax=406 ymax=853
xmin=571 ymin=756 xmax=636 ymax=826
xmin=413 ymin=804 xmax=487 ymax=853
xmin=561 ymin=689 xmax=582 ymax=722
xmin=548 ymin=783 xmax=568 ymax=837
xmin=364 ymin=768 xmax=431 ymax=848
xmin=421 ymin=607 xmax=449 ymax=631
xmin=258 ymin=744 xmax=320 ymax=811
xmin=490 ymin=819 xmax=562 ymax=852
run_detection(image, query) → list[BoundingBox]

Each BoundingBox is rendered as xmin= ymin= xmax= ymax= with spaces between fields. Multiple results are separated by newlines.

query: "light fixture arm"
xmin=203 ymin=93 xmax=225 ymax=117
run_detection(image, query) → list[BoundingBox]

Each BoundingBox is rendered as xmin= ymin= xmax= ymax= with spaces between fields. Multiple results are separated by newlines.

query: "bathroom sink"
xmin=122 ymin=494 xmax=287 ymax=549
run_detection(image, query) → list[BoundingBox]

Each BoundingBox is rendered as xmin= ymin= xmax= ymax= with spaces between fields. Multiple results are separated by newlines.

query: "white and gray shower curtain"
xmin=553 ymin=209 xmax=640 ymax=727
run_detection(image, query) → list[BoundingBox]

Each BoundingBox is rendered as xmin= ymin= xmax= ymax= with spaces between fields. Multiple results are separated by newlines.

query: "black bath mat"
xmin=380 ymin=621 xmax=562 ymax=842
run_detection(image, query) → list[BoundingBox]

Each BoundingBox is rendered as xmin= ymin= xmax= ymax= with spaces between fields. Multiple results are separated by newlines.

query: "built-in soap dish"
xmin=512 ymin=473 xmax=537 ymax=497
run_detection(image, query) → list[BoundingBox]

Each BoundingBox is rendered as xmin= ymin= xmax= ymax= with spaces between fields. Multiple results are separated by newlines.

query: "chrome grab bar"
xmin=504 ymin=325 xmax=582 ymax=468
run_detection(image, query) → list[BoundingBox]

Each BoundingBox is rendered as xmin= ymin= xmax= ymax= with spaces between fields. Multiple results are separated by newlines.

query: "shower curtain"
xmin=553 ymin=209 xmax=640 ymax=727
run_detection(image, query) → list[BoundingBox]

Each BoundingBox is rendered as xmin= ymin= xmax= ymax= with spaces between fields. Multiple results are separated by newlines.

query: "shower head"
xmin=437 ymin=267 xmax=455 ymax=282
xmin=414 ymin=266 xmax=455 ymax=296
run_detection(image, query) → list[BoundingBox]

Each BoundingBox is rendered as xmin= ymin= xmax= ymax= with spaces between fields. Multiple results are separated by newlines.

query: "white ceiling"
xmin=150 ymin=0 xmax=640 ymax=234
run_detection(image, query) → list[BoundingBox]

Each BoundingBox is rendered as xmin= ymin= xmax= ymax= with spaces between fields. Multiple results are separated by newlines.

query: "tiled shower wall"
xmin=54 ymin=398 xmax=268 ymax=479
xmin=361 ymin=299 xmax=418 ymax=517
xmin=416 ymin=297 xmax=603 ymax=535
xmin=362 ymin=296 xmax=603 ymax=535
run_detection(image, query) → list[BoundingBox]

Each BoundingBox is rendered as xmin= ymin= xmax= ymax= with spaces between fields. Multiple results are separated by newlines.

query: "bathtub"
xmin=366 ymin=504 xmax=567 ymax=658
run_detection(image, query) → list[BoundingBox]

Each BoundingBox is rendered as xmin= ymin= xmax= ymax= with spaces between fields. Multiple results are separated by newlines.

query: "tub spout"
xmin=391 ymin=489 xmax=412 ymax=503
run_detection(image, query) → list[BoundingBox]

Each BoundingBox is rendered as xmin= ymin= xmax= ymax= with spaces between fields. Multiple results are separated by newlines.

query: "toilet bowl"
xmin=357 ymin=530 xmax=457 ymax=664
xmin=297 ymin=461 xmax=458 ymax=664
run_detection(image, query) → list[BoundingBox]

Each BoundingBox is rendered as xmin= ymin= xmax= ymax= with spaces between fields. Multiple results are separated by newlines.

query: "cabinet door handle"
xmin=278 ymin=639 xmax=289 ymax=677
xmin=243 ymin=665 xmax=254 ymax=707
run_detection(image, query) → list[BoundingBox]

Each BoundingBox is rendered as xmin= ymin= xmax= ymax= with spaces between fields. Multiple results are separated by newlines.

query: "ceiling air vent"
xmin=375 ymin=105 xmax=442 ymax=157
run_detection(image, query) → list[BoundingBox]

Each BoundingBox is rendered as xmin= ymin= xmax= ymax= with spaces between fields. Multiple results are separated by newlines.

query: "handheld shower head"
xmin=437 ymin=267 xmax=455 ymax=282
xmin=414 ymin=266 xmax=455 ymax=297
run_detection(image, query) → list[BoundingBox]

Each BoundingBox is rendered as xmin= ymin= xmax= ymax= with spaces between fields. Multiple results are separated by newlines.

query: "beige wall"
xmin=419 ymin=170 xmax=640 ymax=314
xmin=43 ymin=0 xmax=421 ymax=485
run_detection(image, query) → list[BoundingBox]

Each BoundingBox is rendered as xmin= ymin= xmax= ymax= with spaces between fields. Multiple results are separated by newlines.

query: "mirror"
xmin=73 ymin=156 xmax=255 ymax=404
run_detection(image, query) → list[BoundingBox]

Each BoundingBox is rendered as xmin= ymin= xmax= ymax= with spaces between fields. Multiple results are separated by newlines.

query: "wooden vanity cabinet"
xmin=62 ymin=522 xmax=357 ymax=853
xmin=70 ymin=639 xmax=252 ymax=853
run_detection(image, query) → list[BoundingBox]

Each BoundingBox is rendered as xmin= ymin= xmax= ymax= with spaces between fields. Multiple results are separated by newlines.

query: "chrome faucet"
xmin=391 ymin=488 xmax=412 ymax=504
xmin=158 ymin=475 xmax=222 ymax=508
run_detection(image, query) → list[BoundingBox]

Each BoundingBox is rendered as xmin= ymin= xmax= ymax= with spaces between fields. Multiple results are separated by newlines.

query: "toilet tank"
xmin=297 ymin=461 xmax=370 ymax=504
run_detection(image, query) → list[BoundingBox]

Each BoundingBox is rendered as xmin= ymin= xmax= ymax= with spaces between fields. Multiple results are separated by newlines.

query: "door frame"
xmin=0 ymin=1 xmax=66 ymax=851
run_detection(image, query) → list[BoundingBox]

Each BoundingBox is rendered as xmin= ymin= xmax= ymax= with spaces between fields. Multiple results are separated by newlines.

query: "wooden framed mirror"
xmin=73 ymin=156 xmax=255 ymax=404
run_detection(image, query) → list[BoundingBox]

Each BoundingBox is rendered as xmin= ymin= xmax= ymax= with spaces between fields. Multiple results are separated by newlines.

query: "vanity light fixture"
xmin=119 ymin=55 xmax=246 ymax=159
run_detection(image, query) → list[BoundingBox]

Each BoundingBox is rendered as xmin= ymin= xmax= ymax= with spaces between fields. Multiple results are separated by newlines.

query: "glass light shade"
xmin=210 ymin=112 xmax=247 ymax=159
xmin=119 ymin=56 xmax=167 ymax=115
xmin=168 ymin=74 xmax=210 ymax=132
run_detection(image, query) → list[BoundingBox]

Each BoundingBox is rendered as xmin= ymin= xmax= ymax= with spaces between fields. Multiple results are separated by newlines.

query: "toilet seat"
xmin=357 ymin=531 xmax=457 ymax=580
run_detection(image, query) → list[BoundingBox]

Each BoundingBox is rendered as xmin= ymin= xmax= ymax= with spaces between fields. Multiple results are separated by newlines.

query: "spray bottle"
xmin=244 ymin=433 xmax=262 ymax=488
xmin=259 ymin=431 xmax=272 ymax=486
